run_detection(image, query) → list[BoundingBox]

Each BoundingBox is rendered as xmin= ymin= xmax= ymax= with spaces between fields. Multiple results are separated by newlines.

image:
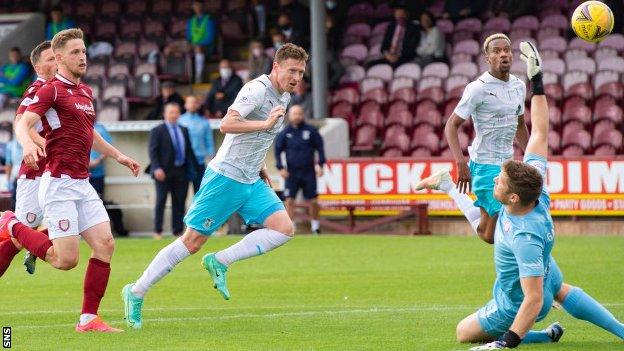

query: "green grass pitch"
xmin=1 ymin=235 xmax=623 ymax=350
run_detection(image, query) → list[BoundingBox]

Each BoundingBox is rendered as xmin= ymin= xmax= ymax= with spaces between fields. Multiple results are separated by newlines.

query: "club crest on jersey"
xmin=302 ymin=130 xmax=310 ymax=140
xmin=26 ymin=212 xmax=37 ymax=224
xmin=75 ymin=102 xmax=95 ymax=115
xmin=203 ymin=218 xmax=214 ymax=230
xmin=59 ymin=219 xmax=70 ymax=232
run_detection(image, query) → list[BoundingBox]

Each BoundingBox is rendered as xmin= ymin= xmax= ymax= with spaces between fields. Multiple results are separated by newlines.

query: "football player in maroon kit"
xmin=0 ymin=41 xmax=55 ymax=277
xmin=3 ymin=28 xmax=140 ymax=332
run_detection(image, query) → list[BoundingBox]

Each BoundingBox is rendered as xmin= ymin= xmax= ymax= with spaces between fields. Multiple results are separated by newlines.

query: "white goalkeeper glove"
xmin=469 ymin=340 xmax=508 ymax=350
xmin=519 ymin=41 xmax=542 ymax=80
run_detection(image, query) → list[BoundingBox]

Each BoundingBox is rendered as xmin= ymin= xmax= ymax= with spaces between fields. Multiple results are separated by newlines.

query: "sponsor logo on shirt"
xmin=75 ymin=102 xmax=95 ymax=114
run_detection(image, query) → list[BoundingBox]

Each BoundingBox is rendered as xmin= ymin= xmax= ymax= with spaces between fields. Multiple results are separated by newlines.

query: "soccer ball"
xmin=571 ymin=1 xmax=614 ymax=43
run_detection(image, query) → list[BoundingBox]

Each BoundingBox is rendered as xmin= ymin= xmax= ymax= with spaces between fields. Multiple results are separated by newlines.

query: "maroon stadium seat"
xmin=561 ymin=120 xmax=584 ymax=140
xmin=389 ymin=76 xmax=414 ymax=94
xmin=100 ymin=2 xmax=121 ymax=19
xmin=394 ymin=63 xmax=421 ymax=80
xmin=371 ymin=21 xmax=390 ymax=36
xmin=454 ymin=40 xmax=480 ymax=56
xmin=346 ymin=2 xmax=374 ymax=24
xmin=360 ymin=77 xmax=384 ymax=94
xmin=598 ymin=56 xmax=624 ymax=73
xmin=563 ymin=71 xmax=589 ymax=90
xmin=548 ymin=130 xmax=561 ymax=154
xmin=565 ymin=82 xmax=593 ymax=101
xmin=594 ymin=47 xmax=618 ymax=62
xmin=367 ymin=64 xmax=394 ymax=82
xmin=418 ymin=87 xmax=445 ymax=105
xmin=382 ymin=132 xmax=410 ymax=155
xmin=374 ymin=3 xmax=393 ymax=19
xmin=445 ymin=75 xmax=470 ymax=97
xmin=358 ymin=109 xmax=384 ymax=129
xmin=596 ymin=82 xmax=624 ymax=101
xmin=342 ymin=34 xmax=364 ymax=47
xmin=452 ymin=31 xmax=476 ymax=45
xmin=359 ymin=100 xmax=381 ymax=116
xmin=127 ymin=1 xmax=148 ymax=18
xmin=484 ymin=17 xmax=510 ymax=32
xmin=567 ymin=57 xmax=597 ymax=75
xmin=548 ymin=105 xmax=562 ymax=128
xmin=340 ymin=65 xmax=366 ymax=84
xmin=391 ymin=88 xmax=417 ymax=104
xmin=388 ymin=100 xmax=410 ymax=115
xmin=512 ymin=15 xmax=539 ymax=31
xmin=569 ymin=37 xmax=597 ymax=53
xmin=537 ymin=27 xmax=561 ymax=43
xmin=564 ymin=48 xmax=588 ymax=64
xmin=450 ymin=53 xmax=474 ymax=66
xmin=151 ymin=0 xmax=172 ymax=17
xmin=594 ymin=103 xmax=623 ymax=124
xmin=450 ymin=63 xmax=477 ymax=79
xmin=561 ymin=145 xmax=585 ymax=157
xmin=544 ymin=83 xmax=563 ymax=103
xmin=437 ymin=19 xmax=454 ymax=35
xmin=598 ymin=33 xmax=624 ymax=52
xmin=220 ymin=19 xmax=247 ymax=43
xmin=593 ymin=145 xmax=617 ymax=156
xmin=346 ymin=23 xmax=371 ymax=38
xmin=386 ymin=110 xmax=413 ymax=130
xmin=540 ymin=14 xmax=568 ymax=30
xmin=331 ymin=101 xmax=354 ymax=119
xmin=352 ymin=125 xmax=377 ymax=152
xmin=381 ymin=148 xmax=404 ymax=157
xmin=341 ymin=44 xmax=368 ymax=63
xmin=542 ymin=58 xmax=566 ymax=76
xmin=539 ymin=37 xmax=567 ymax=54
xmin=414 ymin=108 xmax=442 ymax=128
xmin=593 ymin=126 xmax=622 ymax=149
xmin=410 ymin=133 xmax=440 ymax=154
xmin=120 ymin=20 xmax=142 ymax=40
xmin=410 ymin=147 xmax=433 ymax=157
xmin=170 ymin=18 xmax=187 ymax=39
xmin=561 ymin=129 xmax=591 ymax=150
xmin=422 ymin=62 xmax=449 ymax=79
xmin=562 ymin=104 xmax=592 ymax=126
xmin=362 ymin=88 xmax=388 ymax=105
xmin=455 ymin=18 xmax=482 ymax=33
xmin=333 ymin=87 xmax=359 ymax=105
xmin=415 ymin=100 xmax=438 ymax=115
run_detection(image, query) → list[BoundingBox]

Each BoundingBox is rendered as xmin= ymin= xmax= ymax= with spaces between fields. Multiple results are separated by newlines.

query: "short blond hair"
xmin=483 ymin=33 xmax=511 ymax=53
xmin=51 ymin=28 xmax=84 ymax=52
xmin=274 ymin=43 xmax=308 ymax=63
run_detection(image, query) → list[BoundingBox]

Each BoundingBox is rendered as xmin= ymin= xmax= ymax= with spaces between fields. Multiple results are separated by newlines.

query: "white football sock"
xmin=215 ymin=228 xmax=291 ymax=266
xmin=310 ymin=219 xmax=320 ymax=231
xmin=132 ymin=238 xmax=191 ymax=297
xmin=79 ymin=313 xmax=97 ymax=325
xmin=447 ymin=187 xmax=482 ymax=235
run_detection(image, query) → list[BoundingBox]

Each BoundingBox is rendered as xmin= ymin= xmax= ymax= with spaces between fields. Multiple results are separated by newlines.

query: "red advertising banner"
xmin=317 ymin=157 xmax=624 ymax=216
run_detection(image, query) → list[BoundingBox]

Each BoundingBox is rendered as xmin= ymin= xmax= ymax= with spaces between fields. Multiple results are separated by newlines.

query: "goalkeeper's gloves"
xmin=519 ymin=41 xmax=544 ymax=95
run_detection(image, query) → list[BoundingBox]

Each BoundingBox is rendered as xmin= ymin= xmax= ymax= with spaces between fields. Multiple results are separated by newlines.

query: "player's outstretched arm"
xmin=92 ymin=130 xmax=141 ymax=176
xmin=520 ymin=41 xmax=548 ymax=159
xmin=15 ymin=111 xmax=45 ymax=169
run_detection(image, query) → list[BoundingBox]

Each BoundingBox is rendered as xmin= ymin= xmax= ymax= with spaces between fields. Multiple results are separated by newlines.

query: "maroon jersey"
xmin=25 ymin=74 xmax=96 ymax=179
xmin=16 ymin=78 xmax=48 ymax=179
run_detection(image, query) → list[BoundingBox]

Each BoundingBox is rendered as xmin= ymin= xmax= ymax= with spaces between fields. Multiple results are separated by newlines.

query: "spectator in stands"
xmin=0 ymin=47 xmax=30 ymax=109
xmin=178 ymin=95 xmax=215 ymax=193
xmin=288 ymin=79 xmax=313 ymax=120
xmin=280 ymin=0 xmax=310 ymax=36
xmin=443 ymin=0 xmax=488 ymax=22
xmin=186 ymin=1 xmax=217 ymax=83
xmin=278 ymin=12 xmax=307 ymax=49
xmin=484 ymin=0 xmax=535 ymax=20
xmin=87 ymin=41 xmax=114 ymax=61
xmin=5 ymin=135 xmax=22 ymax=209
xmin=248 ymin=40 xmax=272 ymax=82
xmin=46 ymin=6 xmax=75 ymax=40
xmin=275 ymin=105 xmax=326 ymax=234
xmin=415 ymin=10 xmax=445 ymax=67
xmin=268 ymin=32 xmax=286 ymax=58
xmin=370 ymin=6 xmax=420 ymax=68
xmin=203 ymin=59 xmax=243 ymax=118
xmin=251 ymin=0 xmax=267 ymax=38
xmin=147 ymin=81 xmax=186 ymax=120
xmin=148 ymin=103 xmax=198 ymax=239
xmin=89 ymin=122 xmax=113 ymax=197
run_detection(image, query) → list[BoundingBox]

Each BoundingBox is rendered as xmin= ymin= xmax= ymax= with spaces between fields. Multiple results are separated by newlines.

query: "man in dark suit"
xmin=368 ymin=6 xmax=420 ymax=68
xmin=203 ymin=59 xmax=243 ymax=118
xmin=149 ymin=102 xmax=198 ymax=239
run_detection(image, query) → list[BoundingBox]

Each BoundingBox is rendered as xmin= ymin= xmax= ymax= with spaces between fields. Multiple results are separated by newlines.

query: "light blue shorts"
xmin=469 ymin=161 xmax=502 ymax=217
xmin=477 ymin=258 xmax=564 ymax=336
xmin=183 ymin=168 xmax=285 ymax=235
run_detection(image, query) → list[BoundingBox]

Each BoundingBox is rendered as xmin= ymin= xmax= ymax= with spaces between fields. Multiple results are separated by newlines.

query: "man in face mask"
xmin=203 ymin=59 xmax=244 ymax=118
xmin=277 ymin=13 xmax=307 ymax=49
xmin=248 ymin=40 xmax=272 ymax=82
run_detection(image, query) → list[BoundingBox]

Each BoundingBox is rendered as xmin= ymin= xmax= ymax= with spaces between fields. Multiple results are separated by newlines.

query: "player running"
xmin=443 ymin=33 xmax=529 ymax=244
xmin=418 ymin=42 xmax=624 ymax=349
xmin=122 ymin=43 xmax=307 ymax=329
xmin=0 ymin=41 xmax=55 ymax=277
xmin=1 ymin=28 xmax=141 ymax=332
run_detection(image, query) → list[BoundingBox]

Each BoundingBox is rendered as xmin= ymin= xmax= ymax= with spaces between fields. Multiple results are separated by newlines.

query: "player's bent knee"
xmin=56 ymin=255 xmax=79 ymax=270
xmin=181 ymin=229 xmax=208 ymax=254
xmin=274 ymin=219 xmax=295 ymax=237
xmin=93 ymin=235 xmax=115 ymax=257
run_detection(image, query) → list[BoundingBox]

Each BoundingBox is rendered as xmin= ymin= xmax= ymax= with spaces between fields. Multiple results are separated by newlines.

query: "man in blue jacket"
xmin=275 ymin=105 xmax=326 ymax=234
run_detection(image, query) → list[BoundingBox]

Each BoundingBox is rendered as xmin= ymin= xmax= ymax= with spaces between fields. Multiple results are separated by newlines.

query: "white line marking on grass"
xmin=10 ymin=305 xmax=477 ymax=329
xmin=5 ymin=303 xmax=624 ymax=329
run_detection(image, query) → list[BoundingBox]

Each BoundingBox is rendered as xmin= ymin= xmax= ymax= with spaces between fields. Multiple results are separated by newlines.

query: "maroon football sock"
xmin=0 ymin=240 xmax=20 ymax=277
xmin=12 ymin=222 xmax=52 ymax=260
xmin=40 ymin=228 xmax=48 ymax=236
xmin=82 ymin=258 xmax=111 ymax=315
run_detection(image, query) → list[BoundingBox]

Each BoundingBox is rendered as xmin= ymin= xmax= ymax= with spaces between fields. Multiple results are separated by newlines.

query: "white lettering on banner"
xmin=363 ymin=164 xmax=393 ymax=193
xmin=588 ymin=162 xmax=624 ymax=193
xmin=346 ymin=163 xmax=360 ymax=194
xmin=396 ymin=163 xmax=426 ymax=193
xmin=568 ymin=162 xmax=582 ymax=193
xmin=318 ymin=163 xmax=343 ymax=193
xmin=547 ymin=162 xmax=564 ymax=193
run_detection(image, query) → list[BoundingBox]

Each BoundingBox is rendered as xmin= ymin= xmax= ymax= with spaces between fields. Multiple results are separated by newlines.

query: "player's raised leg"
xmin=556 ymin=283 xmax=624 ymax=339
xmin=519 ymin=41 xmax=548 ymax=159
xmin=0 ymin=234 xmax=21 ymax=276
